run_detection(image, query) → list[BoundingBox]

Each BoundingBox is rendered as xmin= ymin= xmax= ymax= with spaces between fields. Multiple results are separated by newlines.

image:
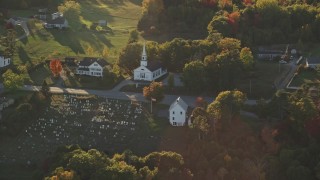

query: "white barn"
xmin=169 ymin=97 xmax=190 ymax=126
xmin=133 ymin=43 xmax=167 ymax=81
xmin=76 ymin=57 xmax=107 ymax=77
xmin=0 ymin=56 xmax=11 ymax=67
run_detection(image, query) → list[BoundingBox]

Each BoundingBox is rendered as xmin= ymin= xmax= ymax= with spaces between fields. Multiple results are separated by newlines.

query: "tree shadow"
xmin=127 ymin=0 xmax=142 ymax=6
xmin=49 ymin=29 xmax=85 ymax=54
xmin=17 ymin=46 xmax=32 ymax=64
xmin=79 ymin=0 xmax=118 ymax=24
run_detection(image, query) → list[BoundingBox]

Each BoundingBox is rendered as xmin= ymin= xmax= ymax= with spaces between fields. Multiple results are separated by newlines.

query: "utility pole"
xmin=250 ymin=79 xmax=252 ymax=95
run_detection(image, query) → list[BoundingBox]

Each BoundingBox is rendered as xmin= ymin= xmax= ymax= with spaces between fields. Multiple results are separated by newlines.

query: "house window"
xmin=173 ymin=122 xmax=177 ymax=126
xmin=172 ymin=117 xmax=175 ymax=120
xmin=172 ymin=111 xmax=175 ymax=114
xmin=94 ymin=64 xmax=98 ymax=66
xmin=180 ymin=111 xmax=182 ymax=115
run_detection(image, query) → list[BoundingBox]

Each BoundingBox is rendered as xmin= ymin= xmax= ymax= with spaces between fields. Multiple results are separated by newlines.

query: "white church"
xmin=133 ymin=43 xmax=167 ymax=81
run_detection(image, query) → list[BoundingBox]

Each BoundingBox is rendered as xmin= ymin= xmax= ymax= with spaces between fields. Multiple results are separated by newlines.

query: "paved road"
xmin=23 ymin=84 xmax=215 ymax=107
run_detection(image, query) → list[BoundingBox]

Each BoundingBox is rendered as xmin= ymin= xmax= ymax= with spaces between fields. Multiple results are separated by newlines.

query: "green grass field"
xmin=232 ymin=60 xmax=284 ymax=99
xmin=9 ymin=0 xmax=142 ymax=65
xmin=289 ymin=70 xmax=320 ymax=87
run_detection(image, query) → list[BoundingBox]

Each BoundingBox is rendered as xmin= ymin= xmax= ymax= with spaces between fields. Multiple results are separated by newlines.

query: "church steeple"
xmin=141 ymin=42 xmax=147 ymax=66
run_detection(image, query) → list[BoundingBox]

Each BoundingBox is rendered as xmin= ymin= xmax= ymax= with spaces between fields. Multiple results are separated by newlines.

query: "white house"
xmin=133 ymin=43 xmax=167 ymax=81
xmin=169 ymin=97 xmax=190 ymax=126
xmin=44 ymin=12 xmax=68 ymax=29
xmin=306 ymin=57 xmax=320 ymax=69
xmin=0 ymin=56 xmax=11 ymax=67
xmin=76 ymin=57 xmax=108 ymax=77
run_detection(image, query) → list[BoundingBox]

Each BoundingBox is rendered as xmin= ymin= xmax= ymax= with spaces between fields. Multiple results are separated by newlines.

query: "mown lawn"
xmin=235 ymin=60 xmax=286 ymax=99
xmin=289 ymin=70 xmax=320 ymax=87
xmin=11 ymin=0 xmax=142 ymax=65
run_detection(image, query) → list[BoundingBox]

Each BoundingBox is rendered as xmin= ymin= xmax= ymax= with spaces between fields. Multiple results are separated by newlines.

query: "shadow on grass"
xmin=49 ymin=29 xmax=85 ymax=54
xmin=17 ymin=46 xmax=32 ymax=64
xmin=80 ymin=0 xmax=115 ymax=23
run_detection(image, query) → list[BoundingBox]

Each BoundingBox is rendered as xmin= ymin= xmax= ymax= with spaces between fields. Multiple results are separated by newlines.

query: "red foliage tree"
xmin=227 ymin=11 xmax=240 ymax=34
xmin=243 ymin=0 xmax=253 ymax=6
xmin=50 ymin=59 xmax=63 ymax=77
xmin=200 ymin=0 xmax=218 ymax=7
xmin=5 ymin=22 xmax=14 ymax=29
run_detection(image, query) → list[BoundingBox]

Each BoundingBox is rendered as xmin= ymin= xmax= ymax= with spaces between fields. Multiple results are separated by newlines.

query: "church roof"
xmin=146 ymin=61 xmax=164 ymax=71
xmin=169 ymin=97 xmax=188 ymax=111
xmin=142 ymin=42 xmax=147 ymax=58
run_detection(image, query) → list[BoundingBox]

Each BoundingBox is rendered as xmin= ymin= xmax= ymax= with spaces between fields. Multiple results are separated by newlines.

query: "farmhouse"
xmin=76 ymin=57 xmax=108 ymax=77
xmin=133 ymin=43 xmax=167 ymax=81
xmin=169 ymin=97 xmax=190 ymax=126
xmin=0 ymin=56 xmax=11 ymax=68
xmin=44 ymin=12 xmax=68 ymax=29
xmin=38 ymin=8 xmax=48 ymax=20
xmin=306 ymin=57 xmax=320 ymax=69
xmin=7 ymin=17 xmax=22 ymax=26
xmin=257 ymin=50 xmax=283 ymax=60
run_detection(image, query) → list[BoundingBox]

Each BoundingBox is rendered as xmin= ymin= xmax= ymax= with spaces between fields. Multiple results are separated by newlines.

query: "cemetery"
xmin=0 ymin=94 xmax=168 ymax=165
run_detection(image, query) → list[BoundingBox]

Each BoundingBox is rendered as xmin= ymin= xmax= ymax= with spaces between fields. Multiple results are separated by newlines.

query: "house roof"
xmin=146 ymin=61 xmax=164 ymax=71
xmin=307 ymin=57 xmax=320 ymax=64
xmin=169 ymin=97 xmax=188 ymax=111
xmin=79 ymin=57 xmax=108 ymax=67
xmin=78 ymin=67 xmax=89 ymax=71
xmin=47 ymin=17 xmax=66 ymax=24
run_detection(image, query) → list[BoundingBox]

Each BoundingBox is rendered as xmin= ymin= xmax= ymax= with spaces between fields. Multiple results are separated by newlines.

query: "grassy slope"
xmin=11 ymin=0 xmax=141 ymax=65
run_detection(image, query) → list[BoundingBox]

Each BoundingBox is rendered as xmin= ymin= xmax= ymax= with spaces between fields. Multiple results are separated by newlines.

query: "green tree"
xmin=128 ymin=30 xmax=139 ymax=44
xmin=167 ymin=73 xmax=175 ymax=89
xmin=143 ymin=81 xmax=164 ymax=102
xmin=117 ymin=43 xmax=142 ymax=73
xmin=41 ymin=80 xmax=50 ymax=97
xmin=181 ymin=61 xmax=206 ymax=92
xmin=58 ymin=0 xmax=80 ymax=29
xmin=2 ymin=69 xmax=24 ymax=91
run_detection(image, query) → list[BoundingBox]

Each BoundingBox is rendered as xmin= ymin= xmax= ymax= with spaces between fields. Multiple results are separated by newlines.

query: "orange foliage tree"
xmin=50 ymin=59 xmax=63 ymax=77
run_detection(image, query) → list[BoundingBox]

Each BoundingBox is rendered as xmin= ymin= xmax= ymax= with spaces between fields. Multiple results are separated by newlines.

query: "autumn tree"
xmin=240 ymin=47 xmax=254 ymax=70
xmin=142 ymin=0 xmax=164 ymax=16
xmin=58 ymin=0 xmax=80 ymax=29
xmin=50 ymin=59 xmax=63 ymax=77
xmin=0 ymin=29 xmax=16 ymax=57
xmin=167 ymin=73 xmax=175 ymax=89
xmin=143 ymin=81 xmax=164 ymax=102
xmin=190 ymin=107 xmax=211 ymax=139
xmin=2 ymin=69 xmax=24 ymax=91
xmin=207 ymin=90 xmax=247 ymax=128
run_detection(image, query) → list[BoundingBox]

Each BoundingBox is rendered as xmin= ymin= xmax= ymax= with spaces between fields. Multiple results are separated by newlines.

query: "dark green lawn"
xmin=235 ymin=60 xmax=286 ymax=99
xmin=289 ymin=70 xmax=320 ymax=87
